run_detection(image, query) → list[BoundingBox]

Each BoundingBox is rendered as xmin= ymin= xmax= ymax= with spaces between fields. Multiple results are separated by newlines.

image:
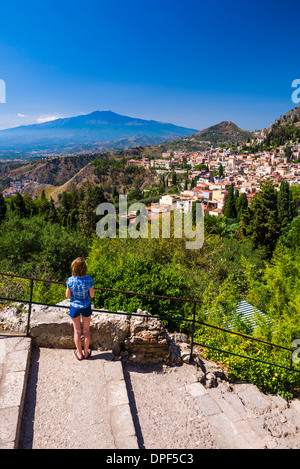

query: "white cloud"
xmin=18 ymin=113 xmax=28 ymax=117
xmin=36 ymin=115 xmax=60 ymax=124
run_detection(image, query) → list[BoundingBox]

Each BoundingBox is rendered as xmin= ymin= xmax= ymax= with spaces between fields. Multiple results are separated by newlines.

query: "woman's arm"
xmin=66 ymin=287 xmax=72 ymax=299
xmin=89 ymin=286 xmax=95 ymax=299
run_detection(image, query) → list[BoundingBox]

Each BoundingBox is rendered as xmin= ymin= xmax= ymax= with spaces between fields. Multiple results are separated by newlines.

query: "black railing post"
xmin=26 ymin=278 xmax=34 ymax=337
xmin=189 ymin=302 xmax=197 ymax=363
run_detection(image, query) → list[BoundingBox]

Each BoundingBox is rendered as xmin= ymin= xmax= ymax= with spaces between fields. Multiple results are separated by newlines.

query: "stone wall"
xmin=0 ymin=301 xmax=182 ymax=365
xmin=122 ymin=309 xmax=182 ymax=366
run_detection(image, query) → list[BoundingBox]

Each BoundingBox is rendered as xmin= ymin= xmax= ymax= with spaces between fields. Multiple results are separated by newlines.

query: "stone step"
xmin=18 ymin=347 xmax=138 ymax=449
xmin=0 ymin=336 xmax=31 ymax=449
xmin=207 ymin=387 xmax=272 ymax=449
xmin=185 ymin=378 xmax=300 ymax=449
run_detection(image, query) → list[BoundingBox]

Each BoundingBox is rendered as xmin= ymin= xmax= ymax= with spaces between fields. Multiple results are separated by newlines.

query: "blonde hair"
xmin=71 ymin=257 xmax=87 ymax=277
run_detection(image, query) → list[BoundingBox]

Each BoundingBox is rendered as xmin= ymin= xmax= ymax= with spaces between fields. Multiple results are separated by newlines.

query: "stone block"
xmin=209 ymin=413 xmax=252 ymax=449
xmin=195 ymin=393 xmax=222 ymax=416
xmin=104 ymin=360 xmax=124 ymax=383
xmin=209 ymin=388 xmax=243 ymax=423
xmin=110 ymin=403 xmax=136 ymax=439
xmin=185 ymin=382 xmax=207 ymax=398
xmin=0 ymin=371 xmax=26 ymax=408
xmin=106 ymin=379 xmax=129 ymax=406
xmin=29 ymin=300 xmax=130 ymax=354
xmin=0 ymin=407 xmax=19 ymax=447
xmin=234 ymin=383 xmax=272 ymax=416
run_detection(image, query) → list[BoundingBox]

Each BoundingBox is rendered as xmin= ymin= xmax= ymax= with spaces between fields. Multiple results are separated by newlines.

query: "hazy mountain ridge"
xmin=1 ymin=104 xmax=299 ymax=197
xmin=0 ymin=110 xmax=198 ymax=157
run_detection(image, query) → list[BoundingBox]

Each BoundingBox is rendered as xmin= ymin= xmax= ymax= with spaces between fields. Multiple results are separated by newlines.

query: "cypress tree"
xmin=236 ymin=192 xmax=248 ymax=221
xmin=241 ymin=182 xmax=280 ymax=255
xmin=47 ymin=198 xmax=58 ymax=224
xmin=224 ymin=183 xmax=237 ymax=219
xmin=0 ymin=192 xmax=7 ymax=223
xmin=13 ymin=192 xmax=27 ymax=218
xmin=277 ymin=181 xmax=295 ymax=229
xmin=79 ymin=185 xmax=97 ymax=238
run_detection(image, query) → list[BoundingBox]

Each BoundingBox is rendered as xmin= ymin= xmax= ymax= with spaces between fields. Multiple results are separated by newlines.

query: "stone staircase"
xmin=1 ymin=303 xmax=300 ymax=450
xmin=185 ymin=378 xmax=300 ymax=449
xmin=173 ymin=338 xmax=300 ymax=449
xmin=1 ymin=334 xmax=300 ymax=449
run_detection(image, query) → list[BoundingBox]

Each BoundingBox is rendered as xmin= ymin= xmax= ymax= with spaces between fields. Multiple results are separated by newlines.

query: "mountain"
xmin=256 ymin=104 xmax=300 ymax=149
xmin=0 ymin=111 xmax=198 ymax=158
xmin=193 ymin=121 xmax=254 ymax=145
xmin=270 ymin=103 xmax=300 ymax=129
xmin=159 ymin=121 xmax=254 ymax=152
xmin=0 ymin=119 xmax=256 ymax=195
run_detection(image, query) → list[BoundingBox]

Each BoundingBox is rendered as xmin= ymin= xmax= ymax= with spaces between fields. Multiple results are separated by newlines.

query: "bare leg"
xmin=82 ymin=315 xmax=91 ymax=358
xmin=72 ymin=316 xmax=83 ymax=359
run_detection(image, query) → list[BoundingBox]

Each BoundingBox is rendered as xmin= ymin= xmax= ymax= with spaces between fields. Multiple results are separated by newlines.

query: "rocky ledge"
xmin=0 ymin=300 xmax=184 ymax=366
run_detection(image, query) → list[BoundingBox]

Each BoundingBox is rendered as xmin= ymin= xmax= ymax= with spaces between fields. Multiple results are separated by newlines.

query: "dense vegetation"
xmin=0 ymin=177 xmax=299 ymax=399
xmin=245 ymin=116 xmax=300 ymax=156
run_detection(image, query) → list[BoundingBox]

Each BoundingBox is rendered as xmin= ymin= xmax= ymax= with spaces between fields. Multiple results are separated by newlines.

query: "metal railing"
xmin=0 ymin=271 xmax=299 ymax=374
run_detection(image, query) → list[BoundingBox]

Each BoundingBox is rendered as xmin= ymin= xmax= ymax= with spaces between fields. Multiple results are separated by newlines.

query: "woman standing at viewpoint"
xmin=66 ymin=257 xmax=95 ymax=360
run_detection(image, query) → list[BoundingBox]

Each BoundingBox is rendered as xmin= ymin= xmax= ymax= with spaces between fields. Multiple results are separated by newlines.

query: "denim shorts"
xmin=69 ymin=305 xmax=92 ymax=319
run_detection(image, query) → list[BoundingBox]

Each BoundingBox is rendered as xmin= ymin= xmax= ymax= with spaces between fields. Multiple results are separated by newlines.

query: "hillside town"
xmin=126 ymin=139 xmax=300 ymax=217
xmin=2 ymin=136 xmax=300 ymax=222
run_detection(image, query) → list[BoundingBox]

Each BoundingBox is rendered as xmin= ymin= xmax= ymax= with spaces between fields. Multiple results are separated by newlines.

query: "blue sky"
xmin=0 ymin=0 xmax=299 ymax=131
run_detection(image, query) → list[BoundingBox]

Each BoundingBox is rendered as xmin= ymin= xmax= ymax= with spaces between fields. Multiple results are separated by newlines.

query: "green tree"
xmin=277 ymin=181 xmax=295 ymax=229
xmin=0 ymin=212 xmax=88 ymax=279
xmin=218 ymin=163 xmax=224 ymax=178
xmin=224 ymin=184 xmax=237 ymax=219
xmin=285 ymin=146 xmax=292 ymax=161
xmin=280 ymin=215 xmax=300 ymax=250
xmin=79 ymin=185 xmax=97 ymax=238
xmin=290 ymin=184 xmax=300 ymax=212
xmin=0 ymin=192 xmax=7 ymax=223
xmin=128 ymin=185 xmax=143 ymax=200
xmin=11 ymin=192 xmax=27 ymax=218
xmin=157 ymin=181 xmax=165 ymax=195
xmin=236 ymin=192 xmax=248 ymax=221
xmin=86 ymin=237 xmax=191 ymax=329
xmin=91 ymin=186 xmax=106 ymax=207
xmin=46 ymin=198 xmax=58 ymax=224
xmin=241 ymin=182 xmax=280 ymax=255
xmin=23 ymin=193 xmax=38 ymax=217
xmin=37 ymin=190 xmax=51 ymax=216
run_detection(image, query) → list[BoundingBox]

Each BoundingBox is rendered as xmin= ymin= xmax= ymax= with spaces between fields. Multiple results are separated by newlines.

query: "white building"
xmin=176 ymin=199 xmax=194 ymax=213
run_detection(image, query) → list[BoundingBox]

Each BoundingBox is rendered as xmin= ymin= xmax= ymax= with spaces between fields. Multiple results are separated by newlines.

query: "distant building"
xmin=159 ymin=195 xmax=174 ymax=206
xmin=176 ymin=199 xmax=194 ymax=213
